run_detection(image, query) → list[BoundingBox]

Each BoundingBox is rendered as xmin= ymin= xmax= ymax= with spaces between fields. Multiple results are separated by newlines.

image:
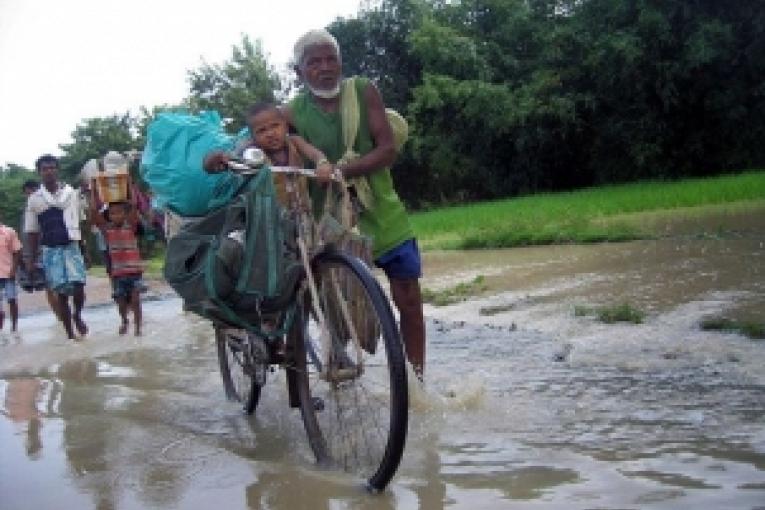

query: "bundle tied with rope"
xmin=316 ymin=77 xmax=409 ymax=355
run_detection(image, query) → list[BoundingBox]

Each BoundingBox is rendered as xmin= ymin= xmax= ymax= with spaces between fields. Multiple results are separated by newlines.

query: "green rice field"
xmin=410 ymin=170 xmax=765 ymax=250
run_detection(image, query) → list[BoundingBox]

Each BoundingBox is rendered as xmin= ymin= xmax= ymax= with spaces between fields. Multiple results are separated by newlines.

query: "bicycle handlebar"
xmin=227 ymin=159 xmax=339 ymax=180
xmin=226 ymin=146 xmax=339 ymax=180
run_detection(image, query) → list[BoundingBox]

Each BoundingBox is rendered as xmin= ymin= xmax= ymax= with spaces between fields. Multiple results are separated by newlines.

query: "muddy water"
xmin=1 ymin=209 xmax=764 ymax=509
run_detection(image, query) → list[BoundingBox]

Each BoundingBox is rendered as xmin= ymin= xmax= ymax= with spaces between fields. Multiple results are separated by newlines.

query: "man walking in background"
xmin=25 ymin=155 xmax=88 ymax=340
xmin=20 ymin=180 xmax=62 ymax=321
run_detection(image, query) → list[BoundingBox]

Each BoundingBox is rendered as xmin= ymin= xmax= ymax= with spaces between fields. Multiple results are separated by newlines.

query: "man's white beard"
xmin=308 ymin=82 xmax=341 ymax=99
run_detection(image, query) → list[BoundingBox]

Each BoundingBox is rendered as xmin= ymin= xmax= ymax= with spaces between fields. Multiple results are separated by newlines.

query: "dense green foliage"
xmin=186 ymin=35 xmax=281 ymax=132
xmin=328 ymin=0 xmax=424 ymax=112
xmin=58 ymin=114 xmax=138 ymax=182
xmin=411 ymin=170 xmax=765 ymax=249
xmin=4 ymin=0 xmax=763 ymax=223
xmin=576 ymin=303 xmax=646 ymax=324
xmin=330 ymin=0 xmax=765 ymax=206
xmin=0 ymin=163 xmax=37 ymax=232
xmin=701 ymin=317 xmax=765 ymax=340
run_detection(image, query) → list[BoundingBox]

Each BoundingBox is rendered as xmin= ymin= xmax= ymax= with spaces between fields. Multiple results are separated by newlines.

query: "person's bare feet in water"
xmin=119 ymin=319 xmax=128 ymax=335
xmin=73 ymin=315 xmax=88 ymax=337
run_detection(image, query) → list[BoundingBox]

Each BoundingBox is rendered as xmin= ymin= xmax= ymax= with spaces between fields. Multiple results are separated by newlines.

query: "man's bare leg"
xmin=45 ymin=289 xmax=62 ymax=322
xmin=390 ymin=278 xmax=426 ymax=379
xmin=71 ymin=283 xmax=87 ymax=336
xmin=57 ymin=294 xmax=76 ymax=340
xmin=116 ymin=297 xmax=129 ymax=335
xmin=131 ymin=288 xmax=142 ymax=336
xmin=9 ymin=298 xmax=18 ymax=332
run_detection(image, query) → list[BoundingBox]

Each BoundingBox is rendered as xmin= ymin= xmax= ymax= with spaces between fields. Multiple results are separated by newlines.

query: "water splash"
xmin=407 ymin=362 xmax=487 ymax=413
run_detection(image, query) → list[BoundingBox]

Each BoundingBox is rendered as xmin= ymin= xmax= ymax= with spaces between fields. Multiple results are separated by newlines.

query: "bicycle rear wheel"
xmin=215 ymin=326 xmax=261 ymax=415
xmin=293 ymin=251 xmax=408 ymax=491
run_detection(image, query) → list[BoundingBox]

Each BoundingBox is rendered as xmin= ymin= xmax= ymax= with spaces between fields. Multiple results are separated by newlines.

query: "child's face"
xmin=108 ymin=204 xmax=128 ymax=225
xmin=248 ymin=109 xmax=288 ymax=154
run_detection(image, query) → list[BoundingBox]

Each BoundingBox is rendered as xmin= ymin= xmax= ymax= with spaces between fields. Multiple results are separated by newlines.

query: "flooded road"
xmin=1 ymin=209 xmax=764 ymax=509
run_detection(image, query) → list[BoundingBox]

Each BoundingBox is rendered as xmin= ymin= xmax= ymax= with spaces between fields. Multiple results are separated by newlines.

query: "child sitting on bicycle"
xmin=204 ymin=101 xmax=333 ymax=201
xmin=89 ymin=182 xmax=145 ymax=336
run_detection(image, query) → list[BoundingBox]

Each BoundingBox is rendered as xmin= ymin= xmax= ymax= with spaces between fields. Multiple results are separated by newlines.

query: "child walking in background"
xmin=89 ymin=182 xmax=144 ymax=336
xmin=0 ymin=223 xmax=23 ymax=332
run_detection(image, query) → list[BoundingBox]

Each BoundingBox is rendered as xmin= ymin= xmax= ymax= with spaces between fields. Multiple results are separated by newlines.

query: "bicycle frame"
xmin=227 ymin=152 xmax=365 ymax=383
xmin=214 ymin=147 xmax=409 ymax=491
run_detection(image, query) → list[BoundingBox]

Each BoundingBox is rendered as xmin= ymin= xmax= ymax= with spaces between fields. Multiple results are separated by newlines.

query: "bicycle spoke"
xmin=295 ymin=252 xmax=408 ymax=490
xmin=216 ymin=327 xmax=261 ymax=414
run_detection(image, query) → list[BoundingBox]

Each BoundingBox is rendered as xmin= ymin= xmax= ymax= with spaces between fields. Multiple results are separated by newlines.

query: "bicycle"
xmin=212 ymin=147 xmax=409 ymax=491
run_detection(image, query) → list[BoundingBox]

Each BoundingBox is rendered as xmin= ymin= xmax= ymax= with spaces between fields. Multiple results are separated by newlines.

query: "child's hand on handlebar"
xmin=203 ymin=151 xmax=231 ymax=173
xmin=315 ymin=159 xmax=336 ymax=184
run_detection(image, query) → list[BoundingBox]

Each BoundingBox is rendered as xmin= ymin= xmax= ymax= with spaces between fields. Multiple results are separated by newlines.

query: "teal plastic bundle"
xmin=163 ymin=166 xmax=302 ymax=332
xmin=140 ymin=111 xmax=246 ymax=216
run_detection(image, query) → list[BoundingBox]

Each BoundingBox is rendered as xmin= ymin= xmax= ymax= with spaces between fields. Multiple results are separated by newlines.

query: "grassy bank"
xmin=411 ymin=170 xmax=765 ymax=250
xmin=701 ymin=317 xmax=765 ymax=340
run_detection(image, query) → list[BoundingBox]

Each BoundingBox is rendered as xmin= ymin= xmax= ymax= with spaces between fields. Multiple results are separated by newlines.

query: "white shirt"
xmin=24 ymin=183 xmax=83 ymax=241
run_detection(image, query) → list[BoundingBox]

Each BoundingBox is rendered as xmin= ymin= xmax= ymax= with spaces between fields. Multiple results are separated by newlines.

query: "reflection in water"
xmin=413 ymin=434 xmax=447 ymax=509
xmin=3 ymin=377 xmax=42 ymax=459
xmin=0 ymin=211 xmax=764 ymax=509
xmin=439 ymin=442 xmax=580 ymax=500
xmin=58 ymin=358 xmax=117 ymax=510
xmin=245 ymin=468 xmax=401 ymax=510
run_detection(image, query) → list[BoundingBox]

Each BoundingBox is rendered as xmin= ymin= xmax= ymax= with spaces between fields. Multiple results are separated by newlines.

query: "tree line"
xmin=3 ymin=0 xmax=763 ymax=223
xmin=331 ymin=0 xmax=764 ymax=206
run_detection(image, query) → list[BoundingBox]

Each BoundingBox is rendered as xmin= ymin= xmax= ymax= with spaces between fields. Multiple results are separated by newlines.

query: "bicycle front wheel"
xmin=215 ymin=326 xmax=261 ymax=415
xmin=293 ymin=250 xmax=408 ymax=492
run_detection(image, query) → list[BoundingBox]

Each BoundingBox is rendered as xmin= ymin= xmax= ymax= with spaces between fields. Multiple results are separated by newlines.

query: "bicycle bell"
xmin=242 ymin=147 xmax=266 ymax=168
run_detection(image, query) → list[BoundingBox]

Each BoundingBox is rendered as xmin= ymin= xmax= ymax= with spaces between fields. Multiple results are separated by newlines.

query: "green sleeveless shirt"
xmin=289 ymin=77 xmax=413 ymax=259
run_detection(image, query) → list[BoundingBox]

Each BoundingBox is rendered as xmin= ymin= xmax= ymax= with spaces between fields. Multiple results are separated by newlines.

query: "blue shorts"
xmin=0 ymin=278 xmax=17 ymax=302
xmin=112 ymin=275 xmax=143 ymax=300
xmin=374 ymin=238 xmax=422 ymax=280
xmin=42 ymin=242 xmax=86 ymax=296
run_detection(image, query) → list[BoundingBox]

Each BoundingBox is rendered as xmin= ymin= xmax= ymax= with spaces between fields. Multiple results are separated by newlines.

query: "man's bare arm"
xmin=27 ymin=233 xmax=39 ymax=273
xmin=11 ymin=249 xmax=20 ymax=279
xmin=88 ymin=186 xmax=107 ymax=230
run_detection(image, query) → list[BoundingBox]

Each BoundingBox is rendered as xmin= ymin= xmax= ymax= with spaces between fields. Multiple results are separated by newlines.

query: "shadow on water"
xmin=1 ymin=207 xmax=764 ymax=509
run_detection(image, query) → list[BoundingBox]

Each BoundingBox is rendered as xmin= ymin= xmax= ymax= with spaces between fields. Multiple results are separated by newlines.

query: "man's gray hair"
xmin=293 ymin=29 xmax=340 ymax=66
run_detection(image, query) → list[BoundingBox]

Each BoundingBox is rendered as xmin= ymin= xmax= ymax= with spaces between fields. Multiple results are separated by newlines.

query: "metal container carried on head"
xmin=96 ymin=151 xmax=129 ymax=203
